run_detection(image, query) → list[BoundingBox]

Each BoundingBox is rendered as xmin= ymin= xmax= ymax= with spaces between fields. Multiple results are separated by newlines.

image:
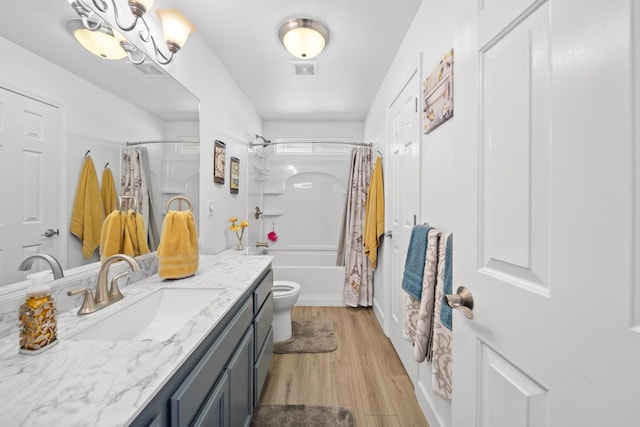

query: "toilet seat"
xmin=273 ymin=281 xmax=300 ymax=298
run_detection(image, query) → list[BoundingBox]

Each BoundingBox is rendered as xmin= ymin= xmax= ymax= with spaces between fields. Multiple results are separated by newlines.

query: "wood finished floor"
xmin=258 ymin=306 xmax=429 ymax=427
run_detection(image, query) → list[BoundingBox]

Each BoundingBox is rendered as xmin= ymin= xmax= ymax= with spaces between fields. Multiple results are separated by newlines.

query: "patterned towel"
xmin=407 ymin=229 xmax=441 ymax=362
xmin=432 ymin=232 xmax=453 ymax=400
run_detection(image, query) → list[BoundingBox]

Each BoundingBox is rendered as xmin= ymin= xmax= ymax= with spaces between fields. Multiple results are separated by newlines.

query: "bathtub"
xmin=269 ymin=249 xmax=345 ymax=306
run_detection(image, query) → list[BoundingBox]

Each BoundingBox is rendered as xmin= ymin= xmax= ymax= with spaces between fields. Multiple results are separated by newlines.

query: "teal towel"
xmin=440 ymin=234 xmax=453 ymax=330
xmin=401 ymin=225 xmax=431 ymax=300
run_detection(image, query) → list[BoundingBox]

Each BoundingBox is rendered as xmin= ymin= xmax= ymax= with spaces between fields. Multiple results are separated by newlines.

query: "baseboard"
xmin=296 ymin=296 xmax=344 ymax=306
xmin=416 ymin=378 xmax=449 ymax=427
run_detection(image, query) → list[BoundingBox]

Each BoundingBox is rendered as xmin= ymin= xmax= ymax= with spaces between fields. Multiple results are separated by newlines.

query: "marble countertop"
xmin=0 ymin=251 xmax=273 ymax=426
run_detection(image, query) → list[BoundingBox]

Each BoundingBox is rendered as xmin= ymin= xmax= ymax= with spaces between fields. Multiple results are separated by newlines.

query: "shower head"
xmin=255 ymin=134 xmax=272 ymax=145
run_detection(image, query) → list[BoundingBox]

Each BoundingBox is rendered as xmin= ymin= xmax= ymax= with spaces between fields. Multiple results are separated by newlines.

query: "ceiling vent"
xmin=128 ymin=61 xmax=167 ymax=77
xmin=291 ymin=61 xmax=318 ymax=77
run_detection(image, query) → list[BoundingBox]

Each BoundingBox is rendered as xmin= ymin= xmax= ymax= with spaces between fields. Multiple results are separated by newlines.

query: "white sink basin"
xmin=69 ymin=288 xmax=225 ymax=342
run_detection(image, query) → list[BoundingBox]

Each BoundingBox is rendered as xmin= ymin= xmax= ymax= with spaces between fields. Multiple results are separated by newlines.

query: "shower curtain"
xmin=121 ymin=147 xmax=158 ymax=250
xmin=339 ymin=146 xmax=373 ymax=307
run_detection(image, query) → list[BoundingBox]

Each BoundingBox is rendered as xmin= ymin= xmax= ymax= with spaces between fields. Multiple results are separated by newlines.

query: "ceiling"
xmin=0 ymin=0 xmax=423 ymax=123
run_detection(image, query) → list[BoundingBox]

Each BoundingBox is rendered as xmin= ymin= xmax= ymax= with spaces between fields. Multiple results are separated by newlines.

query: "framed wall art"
xmin=423 ymin=48 xmax=454 ymax=135
xmin=230 ymin=157 xmax=240 ymax=194
xmin=214 ymin=140 xmax=226 ymax=184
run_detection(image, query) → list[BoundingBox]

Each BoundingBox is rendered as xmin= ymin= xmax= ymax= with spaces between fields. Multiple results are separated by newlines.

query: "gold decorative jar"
xmin=19 ymin=277 xmax=57 ymax=354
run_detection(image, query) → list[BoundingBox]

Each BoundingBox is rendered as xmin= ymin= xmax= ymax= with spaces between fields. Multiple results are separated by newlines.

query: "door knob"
xmin=41 ymin=228 xmax=59 ymax=238
xmin=445 ymin=286 xmax=474 ymax=319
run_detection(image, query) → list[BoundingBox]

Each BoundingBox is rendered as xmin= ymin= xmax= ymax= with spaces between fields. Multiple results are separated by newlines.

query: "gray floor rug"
xmin=273 ymin=320 xmax=338 ymax=354
xmin=251 ymin=404 xmax=356 ymax=427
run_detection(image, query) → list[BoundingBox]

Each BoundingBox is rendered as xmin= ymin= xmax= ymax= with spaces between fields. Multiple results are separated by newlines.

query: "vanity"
xmin=0 ymin=251 xmax=274 ymax=427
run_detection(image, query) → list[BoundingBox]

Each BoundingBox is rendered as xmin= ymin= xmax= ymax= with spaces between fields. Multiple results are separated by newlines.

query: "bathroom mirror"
xmin=0 ymin=0 xmax=199 ymax=286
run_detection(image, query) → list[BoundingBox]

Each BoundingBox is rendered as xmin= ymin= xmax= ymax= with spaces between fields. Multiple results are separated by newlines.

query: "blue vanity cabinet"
xmin=252 ymin=270 xmax=273 ymax=405
xmin=191 ymin=371 xmax=230 ymax=427
xmin=227 ymin=325 xmax=254 ymax=427
xmin=129 ymin=267 xmax=273 ymax=427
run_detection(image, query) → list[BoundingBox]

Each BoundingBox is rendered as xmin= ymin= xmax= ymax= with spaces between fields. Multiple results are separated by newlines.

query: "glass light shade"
xmin=70 ymin=25 xmax=127 ymax=60
xmin=156 ymin=8 xmax=196 ymax=50
xmin=282 ymin=27 xmax=326 ymax=59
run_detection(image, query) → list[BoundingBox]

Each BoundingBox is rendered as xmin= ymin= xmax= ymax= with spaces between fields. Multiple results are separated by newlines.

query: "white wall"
xmin=0 ymin=36 xmax=166 ymax=270
xmin=363 ymin=1 xmax=457 ymax=426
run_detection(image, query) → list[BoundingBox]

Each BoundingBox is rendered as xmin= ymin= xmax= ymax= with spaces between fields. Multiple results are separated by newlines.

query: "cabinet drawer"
xmin=170 ymin=299 xmax=253 ymax=427
xmin=254 ymin=293 xmax=273 ymax=361
xmin=254 ymin=327 xmax=273 ymax=405
xmin=253 ymin=270 xmax=273 ymax=313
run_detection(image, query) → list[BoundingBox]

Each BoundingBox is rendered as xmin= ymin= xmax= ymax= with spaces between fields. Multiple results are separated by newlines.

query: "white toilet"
xmin=272 ymin=280 xmax=301 ymax=342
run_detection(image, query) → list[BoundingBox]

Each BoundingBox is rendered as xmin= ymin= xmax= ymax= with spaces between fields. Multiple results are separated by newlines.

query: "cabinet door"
xmin=192 ymin=370 xmax=230 ymax=427
xmin=228 ymin=326 xmax=254 ymax=427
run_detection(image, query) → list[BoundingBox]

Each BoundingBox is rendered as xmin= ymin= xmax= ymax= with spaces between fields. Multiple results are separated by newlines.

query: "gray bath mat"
xmin=251 ymin=404 xmax=355 ymax=427
xmin=273 ymin=320 xmax=338 ymax=354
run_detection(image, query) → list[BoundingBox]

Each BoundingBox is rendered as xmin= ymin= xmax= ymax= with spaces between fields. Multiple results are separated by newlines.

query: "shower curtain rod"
xmin=125 ymin=139 xmax=200 ymax=146
xmin=249 ymin=140 xmax=372 ymax=148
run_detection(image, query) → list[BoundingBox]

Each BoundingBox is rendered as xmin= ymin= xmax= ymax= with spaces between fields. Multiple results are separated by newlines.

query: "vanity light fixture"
xmin=278 ymin=18 xmax=330 ymax=59
xmin=66 ymin=19 xmax=127 ymax=60
xmin=67 ymin=0 xmax=196 ymax=65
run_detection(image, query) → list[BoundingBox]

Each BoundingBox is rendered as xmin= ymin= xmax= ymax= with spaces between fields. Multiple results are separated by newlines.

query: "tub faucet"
xmin=18 ymin=253 xmax=64 ymax=280
xmin=255 ymin=241 xmax=269 ymax=255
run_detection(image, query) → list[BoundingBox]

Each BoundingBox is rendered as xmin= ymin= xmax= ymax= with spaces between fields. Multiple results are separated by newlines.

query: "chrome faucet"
xmin=18 ymin=253 xmax=64 ymax=280
xmin=67 ymin=254 xmax=140 ymax=315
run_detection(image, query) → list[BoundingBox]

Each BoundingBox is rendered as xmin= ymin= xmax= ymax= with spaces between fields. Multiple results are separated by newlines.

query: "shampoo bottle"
xmin=19 ymin=276 xmax=57 ymax=354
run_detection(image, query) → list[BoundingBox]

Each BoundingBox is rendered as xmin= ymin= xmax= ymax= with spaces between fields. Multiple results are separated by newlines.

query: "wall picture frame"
xmin=423 ymin=48 xmax=454 ymax=135
xmin=230 ymin=157 xmax=240 ymax=194
xmin=214 ymin=140 xmax=226 ymax=184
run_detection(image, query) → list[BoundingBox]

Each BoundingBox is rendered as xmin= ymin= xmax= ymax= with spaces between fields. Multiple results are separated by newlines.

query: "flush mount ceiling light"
xmin=278 ymin=18 xmax=329 ymax=59
xmin=66 ymin=19 xmax=127 ymax=60
xmin=66 ymin=0 xmax=196 ymax=65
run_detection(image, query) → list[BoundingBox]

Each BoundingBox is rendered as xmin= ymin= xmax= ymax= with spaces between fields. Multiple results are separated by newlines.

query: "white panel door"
xmin=387 ymin=69 xmax=421 ymax=372
xmin=0 ymin=88 xmax=61 ymax=285
xmin=453 ymin=0 xmax=639 ymax=425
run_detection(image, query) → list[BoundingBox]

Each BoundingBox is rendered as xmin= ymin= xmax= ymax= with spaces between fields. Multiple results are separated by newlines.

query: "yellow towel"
xmin=101 ymin=167 xmax=118 ymax=214
xmin=70 ymin=156 xmax=105 ymax=258
xmin=364 ymin=157 xmax=385 ymax=269
xmin=122 ymin=212 xmax=135 ymax=258
xmin=127 ymin=210 xmax=150 ymax=256
xmin=100 ymin=211 xmax=124 ymax=261
xmin=157 ymin=210 xmax=199 ymax=279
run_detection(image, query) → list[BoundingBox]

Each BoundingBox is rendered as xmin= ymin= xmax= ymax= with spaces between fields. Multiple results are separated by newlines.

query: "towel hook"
xmin=104 ymin=162 xmax=110 ymax=169
xmin=166 ymin=196 xmax=193 ymax=212
xmin=84 ymin=150 xmax=91 ymax=158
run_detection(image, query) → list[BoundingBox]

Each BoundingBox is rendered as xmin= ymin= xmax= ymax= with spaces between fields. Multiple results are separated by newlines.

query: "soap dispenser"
xmin=19 ymin=276 xmax=58 ymax=354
